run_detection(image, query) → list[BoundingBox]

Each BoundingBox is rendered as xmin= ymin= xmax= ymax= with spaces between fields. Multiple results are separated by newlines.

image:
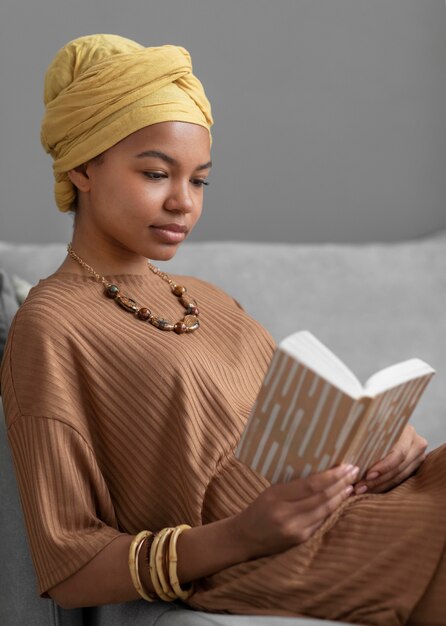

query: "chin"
xmin=149 ymin=243 xmax=182 ymax=262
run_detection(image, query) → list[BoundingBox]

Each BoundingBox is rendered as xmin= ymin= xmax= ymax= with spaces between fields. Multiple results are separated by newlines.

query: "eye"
xmin=191 ymin=179 xmax=210 ymax=188
xmin=142 ymin=172 xmax=210 ymax=187
xmin=143 ymin=172 xmax=167 ymax=181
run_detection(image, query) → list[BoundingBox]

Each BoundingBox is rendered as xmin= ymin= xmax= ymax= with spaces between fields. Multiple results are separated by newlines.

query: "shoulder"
xmin=11 ymin=274 xmax=96 ymax=336
xmin=1 ymin=275 xmax=94 ymax=390
xmin=0 ymin=278 xmax=97 ymax=431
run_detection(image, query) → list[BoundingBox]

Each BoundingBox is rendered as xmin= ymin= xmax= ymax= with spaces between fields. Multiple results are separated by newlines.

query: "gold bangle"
xmin=150 ymin=529 xmax=176 ymax=601
xmin=168 ymin=524 xmax=194 ymax=600
xmin=128 ymin=531 xmax=158 ymax=602
xmin=155 ymin=528 xmax=177 ymax=600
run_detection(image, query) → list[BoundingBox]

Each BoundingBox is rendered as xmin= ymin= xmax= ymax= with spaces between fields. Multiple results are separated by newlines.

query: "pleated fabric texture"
xmin=1 ymin=272 xmax=445 ymax=626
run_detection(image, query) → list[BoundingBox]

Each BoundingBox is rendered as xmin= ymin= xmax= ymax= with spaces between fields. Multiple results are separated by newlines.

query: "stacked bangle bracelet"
xmin=150 ymin=528 xmax=177 ymax=600
xmin=168 ymin=525 xmax=194 ymax=600
xmin=128 ymin=525 xmax=194 ymax=602
xmin=128 ymin=530 xmax=158 ymax=602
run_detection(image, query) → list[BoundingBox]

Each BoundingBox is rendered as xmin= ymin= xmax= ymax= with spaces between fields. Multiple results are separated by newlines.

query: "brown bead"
xmin=116 ymin=295 xmax=138 ymax=312
xmin=186 ymin=305 xmax=199 ymax=316
xmin=151 ymin=317 xmax=175 ymax=331
xmin=174 ymin=322 xmax=187 ymax=334
xmin=179 ymin=294 xmax=194 ymax=307
xmin=136 ymin=307 xmax=152 ymax=321
xmin=172 ymin=284 xmax=187 ymax=296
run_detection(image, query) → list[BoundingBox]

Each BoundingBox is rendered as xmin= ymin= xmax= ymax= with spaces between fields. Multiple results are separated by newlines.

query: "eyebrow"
xmin=135 ymin=150 xmax=212 ymax=171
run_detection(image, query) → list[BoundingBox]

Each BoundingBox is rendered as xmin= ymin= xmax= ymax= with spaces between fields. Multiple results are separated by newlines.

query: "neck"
xmin=57 ymin=238 xmax=152 ymax=277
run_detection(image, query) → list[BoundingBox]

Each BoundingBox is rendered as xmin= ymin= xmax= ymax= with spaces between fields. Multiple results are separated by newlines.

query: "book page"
xmin=279 ymin=331 xmax=364 ymax=398
xmin=364 ymin=358 xmax=436 ymax=395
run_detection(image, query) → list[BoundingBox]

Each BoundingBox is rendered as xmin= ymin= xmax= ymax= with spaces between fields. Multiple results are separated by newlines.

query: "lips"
xmin=151 ymin=223 xmax=188 ymax=233
xmin=150 ymin=223 xmax=189 ymax=244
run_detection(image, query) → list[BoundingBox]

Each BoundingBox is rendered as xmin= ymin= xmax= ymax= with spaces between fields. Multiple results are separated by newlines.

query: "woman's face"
xmin=71 ymin=121 xmax=212 ymax=263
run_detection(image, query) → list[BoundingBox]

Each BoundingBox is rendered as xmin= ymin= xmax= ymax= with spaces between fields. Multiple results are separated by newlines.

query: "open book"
xmin=235 ymin=331 xmax=435 ymax=483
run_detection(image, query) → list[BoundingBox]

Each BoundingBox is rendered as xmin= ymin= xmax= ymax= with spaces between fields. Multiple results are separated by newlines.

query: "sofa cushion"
xmin=0 ymin=269 xmax=19 ymax=363
xmin=11 ymin=274 xmax=33 ymax=305
xmin=82 ymin=598 xmax=354 ymax=626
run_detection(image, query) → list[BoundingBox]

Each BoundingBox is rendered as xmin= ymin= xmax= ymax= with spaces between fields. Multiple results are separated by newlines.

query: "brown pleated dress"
xmin=1 ymin=272 xmax=445 ymax=626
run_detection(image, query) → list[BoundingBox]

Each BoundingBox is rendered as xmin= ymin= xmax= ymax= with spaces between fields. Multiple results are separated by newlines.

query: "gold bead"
xmin=183 ymin=315 xmax=200 ymax=332
xmin=184 ymin=314 xmax=198 ymax=327
xmin=185 ymin=319 xmax=200 ymax=332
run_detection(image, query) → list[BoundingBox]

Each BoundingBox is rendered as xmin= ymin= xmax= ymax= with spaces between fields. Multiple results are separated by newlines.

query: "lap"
xmin=193 ymin=445 xmax=446 ymax=626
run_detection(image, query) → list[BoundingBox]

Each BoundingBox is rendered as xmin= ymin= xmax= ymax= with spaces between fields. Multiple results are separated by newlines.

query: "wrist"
xmin=230 ymin=511 xmax=255 ymax=562
xmin=175 ymin=515 xmax=251 ymax=585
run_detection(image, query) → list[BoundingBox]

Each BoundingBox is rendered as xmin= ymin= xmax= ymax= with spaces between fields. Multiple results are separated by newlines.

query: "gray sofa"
xmin=1 ymin=232 xmax=445 ymax=626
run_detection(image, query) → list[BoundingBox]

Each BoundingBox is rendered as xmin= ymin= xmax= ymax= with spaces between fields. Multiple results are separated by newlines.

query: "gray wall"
xmin=0 ymin=0 xmax=445 ymax=244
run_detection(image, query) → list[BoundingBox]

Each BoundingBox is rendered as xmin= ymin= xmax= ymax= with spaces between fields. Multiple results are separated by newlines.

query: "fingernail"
xmin=355 ymin=485 xmax=368 ymax=495
xmin=366 ymin=471 xmax=379 ymax=480
xmin=350 ymin=466 xmax=360 ymax=478
xmin=345 ymin=485 xmax=354 ymax=496
xmin=342 ymin=464 xmax=355 ymax=473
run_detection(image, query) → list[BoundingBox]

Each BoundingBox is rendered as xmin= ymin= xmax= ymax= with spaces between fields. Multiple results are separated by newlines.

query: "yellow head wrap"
xmin=41 ymin=34 xmax=213 ymax=213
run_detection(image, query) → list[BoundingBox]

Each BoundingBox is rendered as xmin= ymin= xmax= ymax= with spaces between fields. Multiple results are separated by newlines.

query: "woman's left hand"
xmin=354 ymin=425 xmax=428 ymax=495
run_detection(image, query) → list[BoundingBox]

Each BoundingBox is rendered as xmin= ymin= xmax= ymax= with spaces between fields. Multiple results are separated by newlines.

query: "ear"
xmin=67 ymin=164 xmax=91 ymax=193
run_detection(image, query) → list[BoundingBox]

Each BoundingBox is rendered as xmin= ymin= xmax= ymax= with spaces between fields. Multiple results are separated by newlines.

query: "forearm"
xmin=175 ymin=514 xmax=250 ymax=584
xmin=49 ymin=534 xmax=139 ymax=608
xmin=48 ymin=464 xmax=358 ymax=608
xmin=49 ymin=514 xmax=248 ymax=609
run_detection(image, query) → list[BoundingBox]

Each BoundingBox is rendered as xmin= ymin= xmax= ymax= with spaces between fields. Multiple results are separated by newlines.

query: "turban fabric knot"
xmin=40 ymin=34 xmax=214 ymax=212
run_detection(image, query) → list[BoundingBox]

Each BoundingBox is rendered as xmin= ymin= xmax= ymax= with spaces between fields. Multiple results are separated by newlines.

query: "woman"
xmin=1 ymin=34 xmax=445 ymax=626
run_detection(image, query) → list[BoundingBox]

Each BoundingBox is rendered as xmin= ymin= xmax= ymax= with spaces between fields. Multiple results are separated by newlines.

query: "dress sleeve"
xmin=1 ymin=305 xmax=122 ymax=597
xmin=8 ymin=416 xmax=121 ymax=596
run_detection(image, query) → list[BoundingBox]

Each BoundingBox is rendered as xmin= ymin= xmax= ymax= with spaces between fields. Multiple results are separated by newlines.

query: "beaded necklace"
xmin=67 ymin=244 xmax=200 ymax=334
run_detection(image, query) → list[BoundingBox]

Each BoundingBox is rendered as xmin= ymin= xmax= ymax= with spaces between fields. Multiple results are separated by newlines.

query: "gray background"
xmin=0 ymin=0 xmax=445 ymax=245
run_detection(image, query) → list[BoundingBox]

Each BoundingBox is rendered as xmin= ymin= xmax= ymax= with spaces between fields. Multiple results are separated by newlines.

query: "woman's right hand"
xmin=233 ymin=464 xmax=359 ymax=561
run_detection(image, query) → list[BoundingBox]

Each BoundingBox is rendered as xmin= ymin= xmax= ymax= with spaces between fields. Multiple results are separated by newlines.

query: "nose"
xmin=163 ymin=180 xmax=195 ymax=214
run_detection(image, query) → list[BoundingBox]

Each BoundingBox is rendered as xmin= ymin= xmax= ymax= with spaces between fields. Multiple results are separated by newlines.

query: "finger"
xmin=274 ymin=464 xmax=358 ymax=502
xmin=292 ymin=474 xmax=356 ymax=520
xmin=301 ymin=464 xmax=359 ymax=499
xmin=370 ymin=451 xmax=426 ymax=493
xmin=364 ymin=425 xmax=418 ymax=480
xmin=368 ymin=439 xmax=427 ymax=487
xmin=364 ymin=445 xmax=407 ymax=482
xmin=358 ymin=451 xmax=426 ymax=494
xmin=281 ymin=482 xmax=354 ymax=546
xmin=372 ymin=448 xmax=425 ymax=486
